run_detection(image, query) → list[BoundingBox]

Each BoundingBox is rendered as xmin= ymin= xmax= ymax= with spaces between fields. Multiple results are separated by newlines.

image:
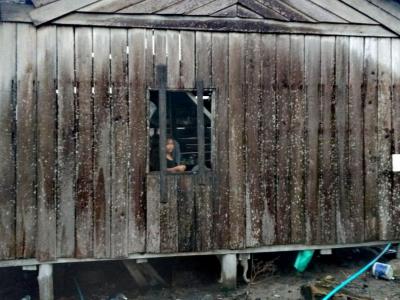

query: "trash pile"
xmin=298 ymin=244 xmax=400 ymax=300
xmin=301 ymin=275 xmax=373 ymax=300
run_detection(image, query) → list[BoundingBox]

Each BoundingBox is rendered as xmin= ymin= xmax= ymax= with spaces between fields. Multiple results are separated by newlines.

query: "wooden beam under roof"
xmin=211 ymin=4 xmax=238 ymax=17
xmin=31 ymin=0 xmax=58 ymax=8
xmin=78 ymin=0 xmax=143 ymax=12
xmin=366 ymin=0 xmax=400 ymax=20
xmin=340 ymin=0 xmax=400 ymax=35
xmin=118 ymin=0 xmax=183 ymax=14
xmin=238 ymin=0 xmax=288 ymax=20
xmin=29 ymin=0 xmax=100 ymax=26
xmin=236 ymin=5 xmax=264 ymax=19
xmin=51 ymin=13 xmax=397 ymax=37
xmin=156 ymin=0 xmax=216 ymax=15
xmin=257 ymin=0 xmax=313 ymax=21
xmin=281 ymin=0 xmax=347 ymax=23
xmin=310 ymin=0 xmax=377 ymax=24
xmin=2 ymin=0 xmax=400 ymax=37
xmin=186 ymin=0 xmax=237 ymax=15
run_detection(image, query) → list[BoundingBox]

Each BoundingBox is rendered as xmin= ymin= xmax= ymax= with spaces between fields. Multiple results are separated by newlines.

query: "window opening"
xmin=148 ymin=89 xmax=213 ymax=173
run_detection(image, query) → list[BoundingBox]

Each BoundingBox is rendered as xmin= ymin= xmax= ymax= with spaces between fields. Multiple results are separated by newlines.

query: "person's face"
xmin=166 ymin=139 xmax=175 ymax=154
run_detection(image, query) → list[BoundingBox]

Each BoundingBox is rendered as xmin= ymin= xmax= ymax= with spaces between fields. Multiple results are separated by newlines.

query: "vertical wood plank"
xmin=228 ymin=32 xmax=245 ymax=249
xmin=56 ymin=26 xmax=75 ymax=258
xmin=145 ymin=35 xmax=165 ymax=252
xmin=0 ymin=23 xmax=16 ymax=259
xmin=75 ymin=27 xmax=94 ymax=258
xmin=364 ymin=37 xmax=379 ymax=241
xmin=16 ymin=24 xmax=36 ymax=258
xmin=275 ymin=34 xmax=291 ymax=245
xmin=348 ymin=37 xmax=365 ymax=243
xmin=110 ymin=28 xmax=129 ymax=258
xmin=128 ymin=28 xmax=146 ymax=253
xmin=319 ymin=36 xmax=336 ymax=244
xmin=289 ymin=34 xmax=305 ymax=244
xmin=305 ymin=35 xmax=321 ymax=244
xmin=392 ymin=38 xmax=400 ymax=240
xmin=160 ymin=175 xmax=178 ymax=253
xmin=335 ymin=36 xmax=351 ymax=244
xmin=145 ymin=29 xmax=154 ymax=88
xmin=156 ymin=44 xmax=167 ymax=204
xmin=260 ymin=34 xmax=277 ymax=246
xmin=93 ymin=27 xmax=111 ymax=258
xmin=167 ymin=30 xmax=180 ymax=89
xmin=196 ymin=31 xmax=212 ymax=89
xmin=154 ymin=30 xmax=167 ymax=85
xmin=211 ymin=32 xmax=229 ymax=249
xmin=146 ymin=174 xmax=160 ymax=253
xmin=196 ymin=80 xmax=205 ymax=174
xmin=377 ymin=38 xmax=392 ymax=240
xmin=36 ymin=25 xmax=57 ymax=261
xmin=195 ymin=174 xmax=213 ymax=251
xmin=244 ymin=33 xmax=262 ymax=247
xmin=180 ymin=31 xmax=195 ymax=89
xmin=178 ymin=175 xmax=195 ymax=252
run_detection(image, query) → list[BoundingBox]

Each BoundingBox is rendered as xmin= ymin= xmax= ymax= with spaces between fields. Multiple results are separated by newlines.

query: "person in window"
xmin=166 ymin=137 xmax=186 ymax=173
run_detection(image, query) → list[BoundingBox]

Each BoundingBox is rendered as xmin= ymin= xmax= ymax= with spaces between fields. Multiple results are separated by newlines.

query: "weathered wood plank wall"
xmin=92 ymin=27 xmax=111 ymax=258
xmin=1 ymin=21 xmax=400 ymax=261
xmin=0 ymin=23 xmax=16 ymax=259
xmin=36 ymin=25 xmax=57 ymax=261
xmin=56 ymin=26 xmax=75 ymax=258
xmin=16 ymin=23 xmax=37 ymax=258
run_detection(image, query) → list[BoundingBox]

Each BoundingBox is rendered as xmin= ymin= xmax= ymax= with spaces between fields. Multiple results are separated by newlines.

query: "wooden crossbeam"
xmin=52 ymin=13 xmax=397 ymax=37
xmin=238 ymin=0 xmax=287 ymax=20
xmin=119 ymin=0 xmax=183 ymax=14
xmin=29 ymin=0 xmax=100 ymax=26
xmin=78 ymin=0 xmax=143 ymax=12
xmin=31 ymin=0 xmax=58 ymax=8
xmin=156 ymin=0 xmax=216 ymax=15
xmin=341 ymin=0 xmax=400 ymax=35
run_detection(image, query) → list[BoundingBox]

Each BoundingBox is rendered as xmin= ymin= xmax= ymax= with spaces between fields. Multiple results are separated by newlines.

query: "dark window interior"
xmin=149 ymin=90 xmax=212 ymax=172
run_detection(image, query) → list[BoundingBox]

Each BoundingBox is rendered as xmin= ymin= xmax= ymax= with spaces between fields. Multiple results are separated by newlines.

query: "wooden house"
xmin=1 ymin=0 xmax=400 ymax=297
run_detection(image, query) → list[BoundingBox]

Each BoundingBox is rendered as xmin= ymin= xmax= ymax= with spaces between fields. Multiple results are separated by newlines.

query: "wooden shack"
xmin=1 ymin=0 xmax=400 ymax=295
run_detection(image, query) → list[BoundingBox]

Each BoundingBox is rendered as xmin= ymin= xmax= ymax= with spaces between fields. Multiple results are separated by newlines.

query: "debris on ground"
xmin=389 ymin=258 xmax=400 ymax=278
xmin=371 ymin=262 xmax=394 ymax=280
xmin=249 ymin=257 xmax=278 ymax=283
xmin=2 ymin=248 xmax=400 ymax=299
xmin=108 ymin=293 xmax=128 ymax=300
xmin=301 ymin=275 xmax=373 ymax=300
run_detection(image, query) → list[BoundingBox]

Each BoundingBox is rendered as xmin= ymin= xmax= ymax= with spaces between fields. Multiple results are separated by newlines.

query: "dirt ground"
xmin=1 ymin=246 xmax=400 ymax=300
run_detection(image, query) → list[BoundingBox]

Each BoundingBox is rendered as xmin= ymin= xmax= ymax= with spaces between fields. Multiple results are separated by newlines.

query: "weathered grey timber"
xmin=51 ymin=14 xmax=396 ymax=37
xmin=1 ymin=0 xmax=400 ymax=266
xmin=29 ymin=0 xmax=99 ymax=25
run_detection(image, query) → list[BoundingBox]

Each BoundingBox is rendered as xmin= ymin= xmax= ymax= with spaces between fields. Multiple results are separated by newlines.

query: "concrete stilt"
xmin=218 ymin=254 xmax=237 ymax=289
xmin=38 ymin=264 xmax=53 ymax=300
xmin=238 ymin=253 xmax=250 ymax=283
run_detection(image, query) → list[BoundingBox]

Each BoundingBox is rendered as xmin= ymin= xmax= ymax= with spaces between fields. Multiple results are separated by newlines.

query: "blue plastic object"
xmin=294 ymin=250 xmax=315 ymax=272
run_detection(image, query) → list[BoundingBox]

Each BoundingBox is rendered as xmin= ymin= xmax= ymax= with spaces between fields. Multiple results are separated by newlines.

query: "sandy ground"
xmin=1 ymin=247 xmax=400 ymax=299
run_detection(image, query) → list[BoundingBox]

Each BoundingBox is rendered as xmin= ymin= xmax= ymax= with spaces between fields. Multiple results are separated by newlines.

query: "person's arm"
xmin=167 ymin=164 xmax=186 ymax=173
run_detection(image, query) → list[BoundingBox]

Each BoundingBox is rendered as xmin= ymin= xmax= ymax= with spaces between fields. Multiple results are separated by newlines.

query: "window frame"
xmin=146 ymin=87 xmax=215 ymax=176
